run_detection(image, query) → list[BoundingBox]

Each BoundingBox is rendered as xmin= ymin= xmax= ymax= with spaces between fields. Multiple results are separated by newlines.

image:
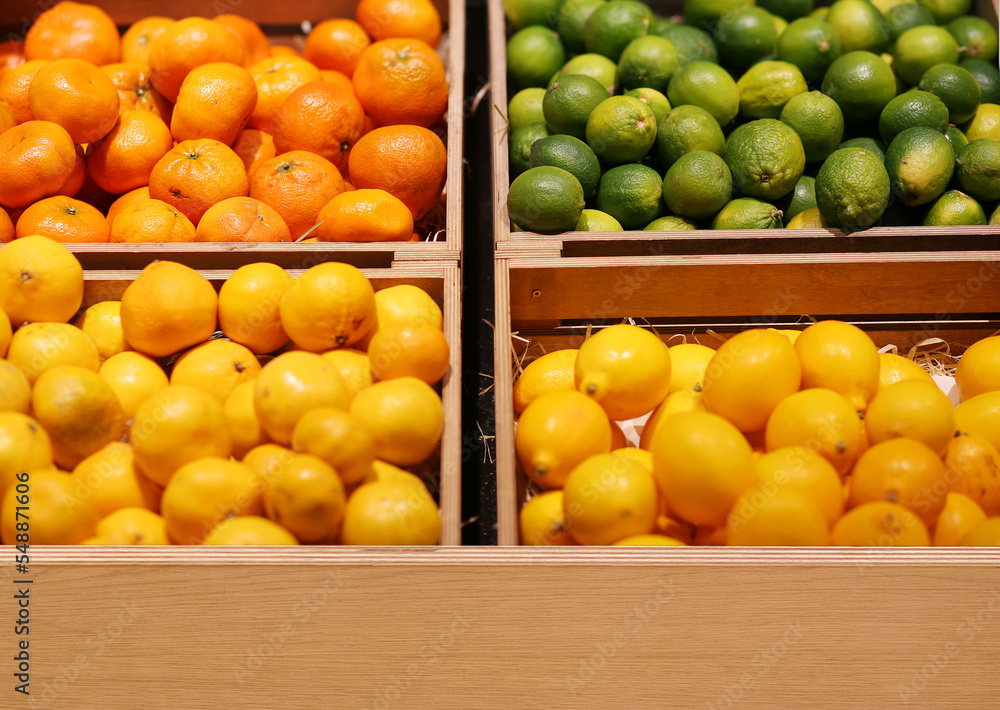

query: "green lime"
xmin=915 ymin=0 xmax=971 ymax=24
xmin=885 ymin=2 xmax=936 ymax=44
xmin=990 ymin=204 xmax=1000 ymax=225
xmin=780 ymin=91 xmax=846 ymax=163
xmin=922 ymin=189 xmax=986 ymax=225
xmin=815 ymin=146 xmax=891 ymax=229
xmin=884 ymin=126 xmax=955 ymax=206
xmin=595 ymin=163 xmax=665 ymax=228
xmin=503 ymin=0 xmax=562 ymax=30
xmin=558 ymin=53 xmax=620 ymax=95
xmin=893 ymin=26 xmax=960 ymax=85
xmin=777 ymin=175 xmax=818 ymax=221
xmin=575 ymin=208 xmax=623 ymax=231
xmin=509 ymin=123 xmax=552 ymax=177
xmin=825 ymin=0 xmax=890 ymax=54
xmin=737 ymin=60 xmax=808 ymax=119
xmin=557 ymin=0 xmax=608 ymax=54
xmin=776 ymin=18 xmax=842 ymax=83
xmin=771 ymin=14 xmax=790 ymax=38
xmin=667 ymin=60 xmax=740 ymax=127
xmin=586 ymin=95 xmax=658 ymax=164
xmin=645 ymin=215 xmax=698 ymax=229
xmin=685 ymin=0 xmax=755 ymax=31
xmin=655 ymin=104 xmax=726 ymax=168
xmin=956 ymin=139 xmax=1000 ymax=202
xmin=725 ymin=118 xmax=806 ymax=199
xmin=946 ymin=17 xmax=999 ymax=63
xmin=662 ymin=150 xmax=733 ymax=219
xmin=507 ymin=166 xmax=585 ymax=233
xmin=656 ymin=24 xmax=719 ymax=65
xmin=839 ymin=136 xmax=886 ymax=159
xmin=618 ymin=35 xmax=682 ymax=93
xmin=878 ymin=90 xmax=950 ymax=144
xmin=960 ymin=59 xmax=1000 ymax=105
xmin=625 ymin=87 xmax=672 ymax=126
xmin=542 ymin=74 xmax=610 ymax=140
xmin=529 ymin=134 xmax=603 ymax=199
xmin=810 ymin=6 xmax=830 ymax=20
xmin=711 ymin=198 xmax=784 ymax=228
xmin=945 ymin=124 xmax=969 ymax=152
xmin=715 ymin=7 xmax=780 ymax=72
xmin=507 ymin=26 xmax=566 ymax=89
xmin=756 ymin=0 xmax=814 ymax=21
xmin=583 ymin=1 xmax=655 ymax=62
xmin=919 ymin=64 xmax=983 ymax=125
xmin=508 ymin=88 xmax=547 ymax=133
xmin=822 ymin=50 xmax=897 ymax=123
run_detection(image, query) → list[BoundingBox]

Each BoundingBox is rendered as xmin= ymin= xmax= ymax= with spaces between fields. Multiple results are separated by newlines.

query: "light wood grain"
xmin=2 ymin=548 xmax=999 ymax=709
xmin=78 ymin=265 xmax=462 ymax=546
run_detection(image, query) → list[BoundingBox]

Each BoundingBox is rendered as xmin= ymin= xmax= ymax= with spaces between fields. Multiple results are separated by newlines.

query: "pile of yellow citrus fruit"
xmin=515 ymin=321 xmax=1000 ymax=546
xmin=0 ymin=237 xmax=448 ymax=545
xmin=0 ymin=0 xmax=448 ymax=243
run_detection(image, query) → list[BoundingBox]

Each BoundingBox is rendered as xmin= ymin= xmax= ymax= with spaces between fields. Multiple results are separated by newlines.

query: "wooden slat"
xmin=3 ymin=548 xmax=1000 ymax=709
xmin=493 ymin=258 xmax=518 ymax=546
xmin=78 ymin=264 xmax=463 ymax=546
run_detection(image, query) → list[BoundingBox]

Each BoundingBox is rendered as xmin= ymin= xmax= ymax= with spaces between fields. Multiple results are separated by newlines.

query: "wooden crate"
xmin=494 ymin=250 xmax=1000 ymax=545
xmin=1 ymin=0 xmax=465 ymax=266
xmin=489 ymin=0 xmax=1000 ymax=256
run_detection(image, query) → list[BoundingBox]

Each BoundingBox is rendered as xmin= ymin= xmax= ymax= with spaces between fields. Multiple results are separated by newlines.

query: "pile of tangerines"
xmin=0 ymin=0 xmax=448 ymax=244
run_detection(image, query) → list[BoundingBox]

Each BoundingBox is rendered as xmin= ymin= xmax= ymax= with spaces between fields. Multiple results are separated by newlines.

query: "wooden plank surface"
xmin=77 ymin=264 xmax=463 ymax=546
xmin=2 ymin=548 xmax=999 ymax=709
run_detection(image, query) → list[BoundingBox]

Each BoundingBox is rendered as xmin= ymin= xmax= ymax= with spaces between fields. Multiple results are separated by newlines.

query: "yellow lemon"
xmin=161 ymin=457 xmax=263 ymax=544
xmin=0 ymin=412 xmax=53 ymax=498
xmin=203 ymin=516 xmax=299 ymax=545
xmin=563 ymin=452 xmax=659 ymax=546
xmin=279 ymin=262 xmax=376 ymax=351
xmin=612 ymin=447 xmax=653 ymax=473
xmin=70 ymin=441 xmax=161 ymax=518
xmin=963 ymin=103 xmax=1000 ymax=142
xmin=170 ymin=339 xmax=262 ymax=405
xmin=864 ymin=379 xmax=956 ymax=455
xmin=702 ymin=329 xmax=802 ymax=433
xmin=519 ymin=490 xmax=575 ymax=545
xmin=6 ymin=321 xmax=100 ymax=384
xmin=340 ymin=479 xmax=441 ymax=545
xmin=241 ymin=443 xmax=295 ymax=486
xmin=0 ymin=308 xmax=10 ymax=356
xmin=933 ymin=493 xmax=988 ymax=546
xmin=958 ymin=517 xmax=1000 ymax=546
xmin=575 ymin=324 xmax=672 ymax=420
xmin=218 ymin=262 xmax=293 ymax=355
xmin=130 ymin=385 xmax=233 ymax=487
xmin=765 ymin=388 xmax=864 ymax=475
xmin=956 ymin=335 xmax=1000 ymax=401
xmin=754 ymin=446 xmax=844 ymax=526
xmin=31 ymin=365 xmax=125 ymax=470
xmin=612 ymin=534 xmax=686 ymax=545
xmin=794 ymin=320 xmax=880 ymax=411
xmin=223 ymin=380 xmax=272 ymax=459
xmin=363 ymin=460 xmax=430 ymax=493
xmin=727 ymin=485 xmax=830 ymax=546
xmin=849 ymin=438 xmax=948 ymax=527
xmin=320 ymin=348 xmax=372 ymax=401
xmin=367 ymin=322 xmax=450 ymax=385
xmin=831 ymin=501 xmax=930 ymax=546
xmin=263 ymin=453 xmax=345 ymax=543
xmin=1 ymin=470 xmax=98 ymax=545
xmin=359 ymin=283 xmax=443 ymax=349
xmin=254 ymin=351 xmax=351 ymax=444
xmin=514 ymin=389 xmax=612 ymax=489
xmin=0 ymin=358 xmax=31 ymax=413
xmin=73 ymin=301 xmax=130 ymax=362
xmin=349 ymin=377 xmax=443 ymax=466
xmin=954 ymin=391 xmax=1000 ymax=454
xmin=98 ymin=351 xmax=170 ymax=423
xmin=946 ymin=432 xmax=1000 ymax=516
xmin=0 ymin=235 xmax=84 ymax=324
xmin=513 ymin=348 xmax=578 ymax=413
xmin=666 ymin=342 xmax=715 ymax=394
xmin=96 ymin=507 xmax=169 ymax=545
xmin=651 ymin=411 xmax=756 ymax=528
xmin=639 ymin=388 xmax=705 ymax=450
xmin=877 ymin=352 xmax=934 ymax=391
xmin=291 ymin=407 xmax=376 ymax=486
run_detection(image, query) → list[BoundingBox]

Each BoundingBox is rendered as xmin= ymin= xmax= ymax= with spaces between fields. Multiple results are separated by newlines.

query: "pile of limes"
xmin=505 ymin=0 xmax=1000 ymax=233
xmin=515 ymin=322 xmax=1000 ymax=546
